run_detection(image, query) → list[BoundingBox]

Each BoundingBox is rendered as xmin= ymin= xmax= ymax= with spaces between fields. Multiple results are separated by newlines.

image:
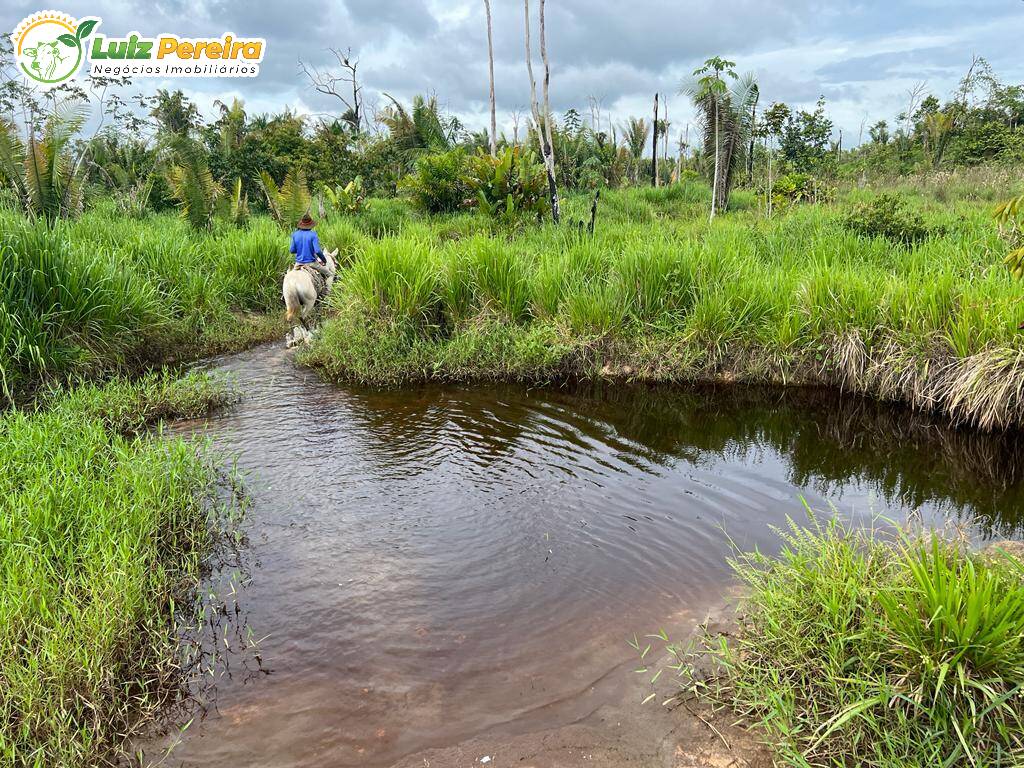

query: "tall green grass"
xmin=681 ymin=517 xmax=1024 ymax=767
xmin=306 ymin=181 xmax=1024 ymax=430
xmin=0 ymin=372 xmax=238 ymax=767
xmin=5 ymin=177 xmax=1022 ymax=428
xmin=0 ymin=202 xmax=292 ymax=405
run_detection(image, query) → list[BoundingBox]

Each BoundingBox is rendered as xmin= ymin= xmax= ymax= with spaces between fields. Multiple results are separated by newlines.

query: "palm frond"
xmin=258 ymin=168 xmax=309 ymax=228
xmin=0 ymin=121 xmax=28 ymax=203
xmin=164 ymin=135 xmax=222 ymax=229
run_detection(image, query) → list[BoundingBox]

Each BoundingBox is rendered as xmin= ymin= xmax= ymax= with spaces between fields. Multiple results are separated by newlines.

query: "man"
xmin=290 ymin=213 xmax=332 ymax=279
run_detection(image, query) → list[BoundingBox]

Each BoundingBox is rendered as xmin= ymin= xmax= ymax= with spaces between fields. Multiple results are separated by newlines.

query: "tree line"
xmin=2 ymin=18 xmax=1024 ymax=229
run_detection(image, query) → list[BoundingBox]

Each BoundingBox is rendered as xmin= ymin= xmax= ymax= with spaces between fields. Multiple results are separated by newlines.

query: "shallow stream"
xmin=139 ymin=344 xmax=1024 ymax=767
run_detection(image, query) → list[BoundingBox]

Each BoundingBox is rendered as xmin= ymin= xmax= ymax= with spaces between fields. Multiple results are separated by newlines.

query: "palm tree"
xmin=163 ymin=135 xmax=222 ymax=230
xmin=379 ymin=94 xmax=454 ymax=158
xmin=213 ymin=97 xmax=247 ymax=157
xmin=622 ymin=117 xmax=649 ymax=183
xmin=0 ymin=102 xmax=89 ymax=223
xmin=683 ymin=57 xmax=758 ymax=220
xmin=87 ymin=131 xmax=153 ymax=190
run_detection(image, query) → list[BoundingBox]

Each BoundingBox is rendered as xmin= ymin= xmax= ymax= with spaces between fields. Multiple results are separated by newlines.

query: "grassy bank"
xmin=0 ymin=372 xmax=238 ymax=766
xmin=0 ymin=202 xmax=291 ymax=406
xmin=678 ymin=518 xmax=1024 ymax=767
xmin=302 ymin=179 xmax=1024 ymax=430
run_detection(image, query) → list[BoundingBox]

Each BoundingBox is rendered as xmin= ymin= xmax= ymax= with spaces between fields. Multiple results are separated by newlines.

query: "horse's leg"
xmin=299 ymin=294 xmax=314 ymax=331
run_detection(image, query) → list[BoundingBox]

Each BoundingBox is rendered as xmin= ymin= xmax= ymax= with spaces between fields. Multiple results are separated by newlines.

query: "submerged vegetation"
xmin=0 ymin=372 xmax=238 ymax=766
xmin=671 ymin=517 xmax=1024 ymax=767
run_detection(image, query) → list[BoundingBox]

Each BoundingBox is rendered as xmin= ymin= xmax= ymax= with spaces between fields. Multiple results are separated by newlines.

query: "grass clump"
xmin=842 ymin=193 xmax=935 ymax=245
xmin=0 ymin=205 xmax=290 ymax=406
xmin=0 ymin=372 xmax=238 ymax=767
xmin=45 ymin=369 xmax=238 ymax=434
xmin=691 ymin=516 xmax=1024 ymax=767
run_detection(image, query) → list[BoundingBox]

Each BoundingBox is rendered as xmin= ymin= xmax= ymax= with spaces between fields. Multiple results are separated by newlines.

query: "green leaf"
xmin=75 ymin=19 xmax=99 ymax=39
xmin=58 ymin=34 xmax=77 ymax=47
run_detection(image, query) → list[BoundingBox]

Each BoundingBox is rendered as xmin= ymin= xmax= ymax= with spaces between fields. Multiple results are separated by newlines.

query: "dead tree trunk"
xmin=663 ymin=97 xmax=669 ymax=174
xmin=747 ymin=88 xmax=759 ymax=183
xmin=538 ymin=0 xmax=560 ymax=222
xmin=651 ymin=93 xmax=659 ymax=187
xmin=525 ymin=0 xmax=559 ymax=223
xmin=483 ymin=0 xmax=497 ymax=156
xmin=675 ymin=129 xmax=683 ymax=182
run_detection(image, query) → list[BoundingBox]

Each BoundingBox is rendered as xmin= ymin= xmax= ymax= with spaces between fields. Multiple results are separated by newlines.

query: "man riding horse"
xmin=283 ymin=214 xmax=338 ymax=346
xmin=290 ymin=213 xmax=331 ymax=279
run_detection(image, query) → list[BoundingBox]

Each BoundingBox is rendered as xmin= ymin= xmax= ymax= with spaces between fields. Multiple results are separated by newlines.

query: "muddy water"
xmin=141 ymin=344 xmax=1024 ymax=767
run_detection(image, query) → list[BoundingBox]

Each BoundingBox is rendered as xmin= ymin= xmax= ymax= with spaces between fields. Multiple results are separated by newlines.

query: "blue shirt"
xmin=290 ymin=229 xmax=323 ymax=264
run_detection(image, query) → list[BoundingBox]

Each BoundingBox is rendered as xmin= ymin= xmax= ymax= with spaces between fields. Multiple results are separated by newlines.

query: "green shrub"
xmin=462 ymin=147 xmax=549 ymax=221
xmin=842 ymin=193 xmax=932 ymax=245
xmin=400 ymin=149 xmax=469 ymax=214
xmin=672 ymin=517 xmax=1024 ymax=767
xmin=771 ymin=172 xmax=814 ymax=211
xmin=320 ymin=177 xmax=365 ymax=216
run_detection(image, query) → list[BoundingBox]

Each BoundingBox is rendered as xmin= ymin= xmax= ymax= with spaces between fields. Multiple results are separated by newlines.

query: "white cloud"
xmin=4 ymin=0 xmax=1023 ymax=146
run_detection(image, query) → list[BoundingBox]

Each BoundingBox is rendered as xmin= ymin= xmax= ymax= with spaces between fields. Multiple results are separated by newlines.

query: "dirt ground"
xmin=392 ymin=599 xmax=773 ymax=768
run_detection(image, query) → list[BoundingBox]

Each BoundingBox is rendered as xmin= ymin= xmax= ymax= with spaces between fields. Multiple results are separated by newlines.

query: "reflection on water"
xmin=138 ymin=344 xmax=1024 ymax=767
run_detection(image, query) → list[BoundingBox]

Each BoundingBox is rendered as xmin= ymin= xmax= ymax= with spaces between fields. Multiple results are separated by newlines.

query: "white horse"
xmin=283 ymin=248 xmax=338 ymax=348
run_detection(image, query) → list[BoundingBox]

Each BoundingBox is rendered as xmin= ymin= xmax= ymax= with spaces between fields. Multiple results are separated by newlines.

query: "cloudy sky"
xmin=5 ymin=0 xmax=1024 ymax=147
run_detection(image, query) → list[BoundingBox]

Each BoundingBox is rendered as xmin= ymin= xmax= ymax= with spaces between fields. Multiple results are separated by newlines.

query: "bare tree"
xmin=524 ymin=0 xmax=559 ymax=223
xmin=510 ymin=107 xmax=524 ymax=146
xmin=539 ymin=0 xmax=559 ymax=222
xmin=899 ymin=81 xmax=927 ymax=142
xmin=651 ymin=93 xmax=659 ymax=187
xmin=587 ymin=94 xmax=602 ymax=134
xmin=663 ymin=96 xmax=670 ymax=170
xmin=298 ymin=47 xmax=363 ymax=131
xmin=483 ymin=0 xmax=498 ymax=155
xmin=676 ymin=127 xmax=685 ymax=182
